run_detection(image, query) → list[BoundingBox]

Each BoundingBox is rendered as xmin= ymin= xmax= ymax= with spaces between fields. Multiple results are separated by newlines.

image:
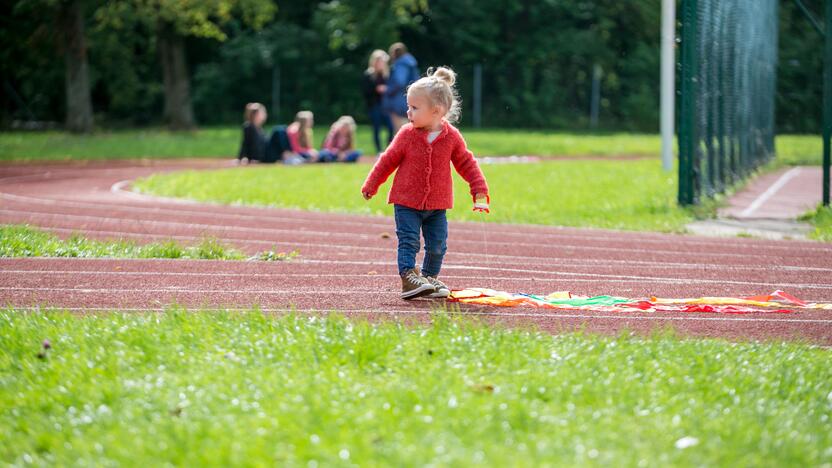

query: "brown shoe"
xmin=400 ymin=268 xmax=436 ymax=300
xmin=425 ymin=276 xmax=451 ymax=298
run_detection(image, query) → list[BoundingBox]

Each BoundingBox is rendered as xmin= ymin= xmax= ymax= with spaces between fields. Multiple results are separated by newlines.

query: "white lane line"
xmin=0 ymin=208 xmax=377 ymax=241
xmin=7 ymin=226 xmax=389 ymax=253
xmin=3 ymin=226 xmax=830 ymax=273
xmin=3 ymin=187 xmax=827 ymax=252
xmin=110 ymin=183 xmax=823 ymax=249
xmin=1 ymin=286 xmax=381 ymax=294
xmin=3 ymin=270 xmax=831 ymax=301
xmin=3 ymin=267 xmax=828 ymax=288
xmin=3 ymin=258 xmax=832 ymax=290
xmin=18 ymin=226 xmax=818 ymax=270
xmin=8 ymin=189 xmax=392 ymax=229
xmin=109 ymin=180 xmax=151 ymax=201
xmin=5 ymin=207 xmax=828 ymax=260
xmin=7 ymin=305 xmax=832 ymax=324
xmin=740 ymin=167 xmax=801 ymax=217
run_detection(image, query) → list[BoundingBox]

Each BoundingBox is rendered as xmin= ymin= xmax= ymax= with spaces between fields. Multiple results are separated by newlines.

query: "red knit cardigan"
xmin=361 ymin=121 xmax=489 ymax=210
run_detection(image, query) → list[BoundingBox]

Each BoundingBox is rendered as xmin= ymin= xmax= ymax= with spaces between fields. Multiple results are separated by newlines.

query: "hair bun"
xmin=432 ymin=67 xmax=456 ymax=86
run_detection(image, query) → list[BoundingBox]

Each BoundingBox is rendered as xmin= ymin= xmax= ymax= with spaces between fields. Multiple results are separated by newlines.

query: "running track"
xmin=1 ymin=160 xmax=831 ymax=344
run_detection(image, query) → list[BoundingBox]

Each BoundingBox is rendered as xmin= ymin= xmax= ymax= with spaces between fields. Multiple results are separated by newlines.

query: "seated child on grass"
xmin=319 ymin=116 xmax=362 ymax=163
xmin=286 ymin=110 xmax=319 ymax=163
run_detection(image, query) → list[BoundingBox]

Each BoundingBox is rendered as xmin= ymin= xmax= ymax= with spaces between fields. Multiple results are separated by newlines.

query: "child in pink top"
xmin=286 ymin=110 xmax=318 ymax=162
xmin=362 ymin=67 xmax=490 ymax=300
xmin=319 ymin=116 xmax=362 ymax=163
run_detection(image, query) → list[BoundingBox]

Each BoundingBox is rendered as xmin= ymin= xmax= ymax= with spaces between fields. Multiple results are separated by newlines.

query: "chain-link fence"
xmin=678 ymin=0 xmax=778 ymax=205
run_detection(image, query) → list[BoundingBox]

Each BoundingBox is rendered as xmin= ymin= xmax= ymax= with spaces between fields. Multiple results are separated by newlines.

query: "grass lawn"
xmin=0 ymin=127 xmax=823 ymax=163
xmin=1 ymin=310 xmax=830 ymax=466
xmin=801 ymin=206 xmax=832 ymax=242
xmin=134 ymin=159 xmax=699 ymax=232
xmin=0 ymin=224 xmax=297 ymax=261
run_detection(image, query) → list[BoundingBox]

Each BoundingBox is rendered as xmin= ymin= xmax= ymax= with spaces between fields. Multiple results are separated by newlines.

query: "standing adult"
xmin=362 ymin=49 xmax=394 ymax=154
xmin=383 ymin=42 xmax=419 ymax=133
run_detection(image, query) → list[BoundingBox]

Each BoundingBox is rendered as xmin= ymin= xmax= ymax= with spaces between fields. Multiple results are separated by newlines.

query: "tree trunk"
xmin=59 ymin=0 xmax=93 ymax=133
xmin=158 ymin=22 xmax=195 ymax=130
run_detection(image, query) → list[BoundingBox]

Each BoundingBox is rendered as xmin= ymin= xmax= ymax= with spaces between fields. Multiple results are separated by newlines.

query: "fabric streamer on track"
xmin=447 ymin=289 xmax=832 ymax=314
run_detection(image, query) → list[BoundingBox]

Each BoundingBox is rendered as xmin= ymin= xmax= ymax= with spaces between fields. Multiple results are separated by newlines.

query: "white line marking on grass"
xmin=740 ymin=167 xmax=801 ymax=217
xmin=8 ymin=305 xmax=832 ymax=324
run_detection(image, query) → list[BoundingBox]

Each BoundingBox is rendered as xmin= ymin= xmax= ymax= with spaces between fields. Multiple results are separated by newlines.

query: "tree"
xmin=9 ymin=0 xmax=95 ymax=132
xmin=97 ymin=0 xmax=276 ymax=130
xmin=59 ymin=0 xmax=94 ymax=132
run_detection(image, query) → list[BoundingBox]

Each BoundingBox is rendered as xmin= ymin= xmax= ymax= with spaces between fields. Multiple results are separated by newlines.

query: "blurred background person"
xmin=383 ymin=42 xmax=419 ymax=133
xmin=362 ymin=49 xmax=394 ymax=154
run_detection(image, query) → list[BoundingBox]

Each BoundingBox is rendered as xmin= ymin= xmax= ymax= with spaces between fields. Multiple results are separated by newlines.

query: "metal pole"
xmin=661 ymin=0 xmax=676 ymax=171
xmin=590 ymin=64 xmax=602 ymax=129
xmin=678 ymin=0 xmax=699 ymax=205
xmin=823 ymin=0 xmax=831 ymax=206
xmin=473 ymin=63 xmax=482 ymax=128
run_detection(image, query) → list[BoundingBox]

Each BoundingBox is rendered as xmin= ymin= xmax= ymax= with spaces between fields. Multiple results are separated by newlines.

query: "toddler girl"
xmin=361 ymin=67 xmax=489 ymax=300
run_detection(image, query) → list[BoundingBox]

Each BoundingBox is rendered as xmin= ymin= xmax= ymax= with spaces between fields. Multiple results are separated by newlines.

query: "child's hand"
xmin=473 ymin=193 xmax=490 ymax=213
xmin=362 ymin=191 xmax=373 ymax=200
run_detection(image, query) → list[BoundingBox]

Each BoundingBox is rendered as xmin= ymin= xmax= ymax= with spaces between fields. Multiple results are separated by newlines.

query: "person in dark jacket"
xmin=362 ymin=49 xmax=394 ymax=154
xmin=384 ymin=42 xmax=419 ymax=133
xmin=238 ymin=103 xmax=267 ymax=164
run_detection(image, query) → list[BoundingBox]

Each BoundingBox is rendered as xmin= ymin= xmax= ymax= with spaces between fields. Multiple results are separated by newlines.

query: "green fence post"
xmin=678 ymin=0 xmax=699 ymax=205
xmin=823 ymin=0 xmax=831 ymax=206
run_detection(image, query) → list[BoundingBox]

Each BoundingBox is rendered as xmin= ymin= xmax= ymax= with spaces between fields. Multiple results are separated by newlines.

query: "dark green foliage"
xmin=0 ymin=0 xmax=825 ymax=131
xmin=778 ymin=0 xmax=824 ymax=133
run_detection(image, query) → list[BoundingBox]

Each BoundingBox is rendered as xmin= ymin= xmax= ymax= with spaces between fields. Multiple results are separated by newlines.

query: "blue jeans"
xmin=318 ymin=149 xmax=362 ymax=163
xmin=368 ymin=104 xmax=393 ymax=153
xmin=394 ymin=205 xmax=448 ymax=277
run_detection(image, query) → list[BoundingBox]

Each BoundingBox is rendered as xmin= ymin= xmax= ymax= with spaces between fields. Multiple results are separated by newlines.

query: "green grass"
xmin=0 ymin=224 xmax=298 ymax=261
xmin=0 ymin=127 xmax=823 ymax=163
xmin=1 ymin=309 xmax=830 ymax=466
xmin=774 ymin=135 xmax=825 ymax=166
xmin=134 ymin=160 xmax=701 ymax=232
xmin=800 ymin=205 xmax=832 ymax=242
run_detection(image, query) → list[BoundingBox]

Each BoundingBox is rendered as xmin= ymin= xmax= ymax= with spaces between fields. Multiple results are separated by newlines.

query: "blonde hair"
xmin=294 ymin=110 xmax=314 ymax=148
xmin=366 ymin=49 xmax=389 ymax=77
xmin=244 ymin=102 xmax=266 ymax=123
xmin=333 ymin=115 xmax=356 ymax=133
xmin=389 ymin=42 xmax=408 ymax=62
xmin=331 ymin=115 xmax=356 ymax=147
xmin=407 ymin=66 xmax=461 ymax=123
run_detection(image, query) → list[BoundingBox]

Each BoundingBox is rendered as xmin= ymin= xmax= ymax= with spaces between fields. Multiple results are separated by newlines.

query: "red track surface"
xmin=1 ymin=160 xmax=831 ymax=343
